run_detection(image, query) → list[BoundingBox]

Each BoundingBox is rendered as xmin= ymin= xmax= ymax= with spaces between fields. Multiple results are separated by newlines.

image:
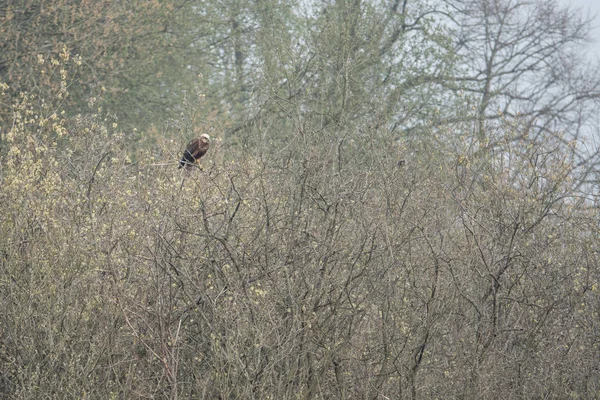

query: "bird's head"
xmin=200 ymin=134 xmax=211 ymax=144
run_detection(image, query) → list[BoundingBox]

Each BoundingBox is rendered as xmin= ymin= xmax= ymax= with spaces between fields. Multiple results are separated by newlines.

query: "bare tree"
xmin=440 ymin=0 xmax=600 ymax=141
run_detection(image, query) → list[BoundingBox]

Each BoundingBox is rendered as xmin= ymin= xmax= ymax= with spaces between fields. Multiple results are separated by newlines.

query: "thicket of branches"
xmin=2 ymin=0 xmax=600 ymax=398
xmin=1 ymin=51 xmax=600 ymax=398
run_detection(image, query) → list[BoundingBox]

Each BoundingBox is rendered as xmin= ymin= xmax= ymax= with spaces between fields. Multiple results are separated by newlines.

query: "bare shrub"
xmin=1 ymin=57 xmax=599 ymax=399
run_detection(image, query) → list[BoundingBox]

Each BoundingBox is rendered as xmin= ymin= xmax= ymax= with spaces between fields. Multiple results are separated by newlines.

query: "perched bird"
xmin=179 ymin=134 xmax=210 ymax=170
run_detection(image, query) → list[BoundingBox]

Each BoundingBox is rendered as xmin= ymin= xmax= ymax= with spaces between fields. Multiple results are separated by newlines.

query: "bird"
xmin=179 ymin=134 xmax=210 ymax=170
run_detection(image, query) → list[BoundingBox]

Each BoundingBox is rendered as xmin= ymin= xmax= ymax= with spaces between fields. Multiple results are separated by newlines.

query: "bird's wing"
xmin=191 ymin=139 xmax=207 ymax=159
xmin=179 ymin=138 xmax=199 ymax=168
xmin=186 ymin=138 xmax=200 ymax=154
xmin=183 ymin=138 xmax=201 ymax=161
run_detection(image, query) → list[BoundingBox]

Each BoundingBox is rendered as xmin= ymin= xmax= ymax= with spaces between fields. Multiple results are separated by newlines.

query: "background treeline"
xmin=1 ymin=0 xmax=600 ymax=398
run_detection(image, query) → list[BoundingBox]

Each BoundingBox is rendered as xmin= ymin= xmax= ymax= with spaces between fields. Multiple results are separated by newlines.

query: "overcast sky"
xmin=561 ymin=0 xmax=600 ymax=58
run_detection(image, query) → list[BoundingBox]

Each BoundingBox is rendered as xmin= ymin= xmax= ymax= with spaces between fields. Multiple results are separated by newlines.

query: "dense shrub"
xmin=1 ymin=57 xmax=599 ymax=400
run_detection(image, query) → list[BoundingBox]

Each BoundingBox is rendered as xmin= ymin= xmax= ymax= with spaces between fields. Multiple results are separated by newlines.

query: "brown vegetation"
xmin=2 ymin=0 xmax=600 ymax=398
xmin=1 ymin=54 xmax=599 ymax=399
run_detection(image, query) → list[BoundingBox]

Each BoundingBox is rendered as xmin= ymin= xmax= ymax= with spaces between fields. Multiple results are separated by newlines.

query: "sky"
xmin=560 ymin=0 xmax=600 ymax=145
xmin=561 ymin=0 xmax=600 ymax=59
